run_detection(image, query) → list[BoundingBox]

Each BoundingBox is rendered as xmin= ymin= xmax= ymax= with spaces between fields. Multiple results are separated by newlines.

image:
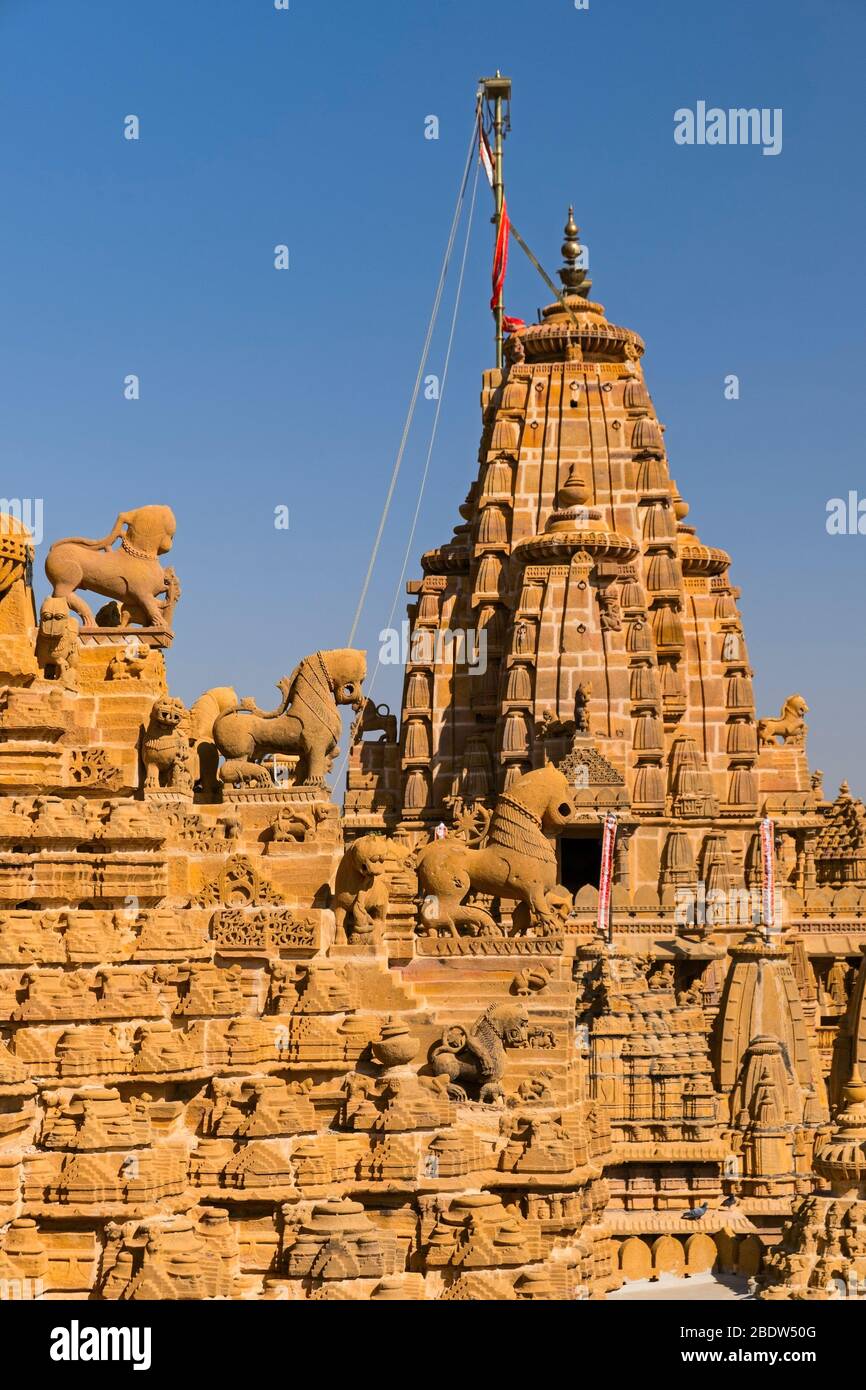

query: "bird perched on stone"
xmin=682 ymin=1202 xmax=708 ymax=1221
xmin=720 ymin=1194 xmax=739 ymax=1208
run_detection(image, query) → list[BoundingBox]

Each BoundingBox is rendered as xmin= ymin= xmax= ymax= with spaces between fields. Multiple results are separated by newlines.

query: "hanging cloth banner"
xmin=479 ymin=120 xmax=520 ymax=320
xmin=760 ymin=816 xmax=776 ymax=932
xmin=490 ymin=199 xmax=510 ymax=310
xmin=479 ymin=120 xmax=495 ymax=188
xmin=597 ymin=812 xmax=618 ymax=940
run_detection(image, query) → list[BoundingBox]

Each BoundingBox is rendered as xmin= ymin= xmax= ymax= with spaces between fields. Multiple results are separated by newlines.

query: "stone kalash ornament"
xmin=213 ymin=649 xmax=366 ymax=787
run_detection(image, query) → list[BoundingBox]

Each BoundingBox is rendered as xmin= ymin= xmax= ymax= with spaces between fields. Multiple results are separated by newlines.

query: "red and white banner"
xmin=760 ymin=816 xmax=776 ymax=932
xmin=479 ymin=122 xmax=495 ymax=188
xmin=597 ymin=813 xmax=618 ymax=940
xmin=479 ymin=118 xmax=520 ymax=324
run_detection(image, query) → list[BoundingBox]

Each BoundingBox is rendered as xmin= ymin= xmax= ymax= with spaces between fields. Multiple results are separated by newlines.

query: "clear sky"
xmin=2 ymin=0 xmax=864 ymax=797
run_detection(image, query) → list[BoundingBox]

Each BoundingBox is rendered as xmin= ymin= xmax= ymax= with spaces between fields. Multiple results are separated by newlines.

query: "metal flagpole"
xmin=479 ymin=72 xmax=511 ymax=369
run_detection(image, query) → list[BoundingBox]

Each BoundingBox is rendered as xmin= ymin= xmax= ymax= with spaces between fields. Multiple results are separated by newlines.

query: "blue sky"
xmin=2 ymin=0 xmax=864 ymax=796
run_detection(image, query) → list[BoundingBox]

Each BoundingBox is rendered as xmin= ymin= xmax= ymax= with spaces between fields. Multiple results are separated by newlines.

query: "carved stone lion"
xmin=332 ymin=834 xmax=395 ymax=942
xmin=142 ymin=696 xmax=192 ymax=792
xmin=44 ymin=505 xmax=179 ymax=629
xmin=35 ymin=597 xmax=79 ymax=682
xmin=188 ymin=686 xmax=239 ymax=797
xmin=213 ymin=648 xmax=366 ymax=787
xmin=430 ymin=1002 xmax=530 ymax=1103
xmin=758 ymin=694 xmax=809 ymax=747
xmin=416 ymin=764 xmax=575 ymax=937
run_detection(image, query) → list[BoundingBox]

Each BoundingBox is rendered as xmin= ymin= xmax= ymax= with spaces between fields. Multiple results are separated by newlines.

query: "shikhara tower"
xmin=355 ymin=210 xmax=820 ymax=914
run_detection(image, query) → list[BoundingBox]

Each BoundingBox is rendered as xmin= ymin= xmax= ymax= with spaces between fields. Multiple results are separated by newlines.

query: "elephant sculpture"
xmin=416 ymin=764 xmax=575 ymax=937
xmin=213 ymin=647 xmax=366 ymax=787
xmin=44 ymin=505 xmax=179 ymax=629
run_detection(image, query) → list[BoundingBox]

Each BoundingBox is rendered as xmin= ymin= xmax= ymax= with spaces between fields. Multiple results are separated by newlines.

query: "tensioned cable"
xmin=372 ymin=160 xmax=480 ymax=685
xmin=334 ymin=151 xmax=481 ymax=790
xmin=346 ymin=111 xmax=479 ymax=649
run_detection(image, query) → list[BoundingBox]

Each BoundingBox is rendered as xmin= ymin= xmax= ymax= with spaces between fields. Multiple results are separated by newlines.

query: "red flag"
xmin=479 ymin=116 xmax=521 ymax=326
xmin=491 ymin=197 xmax=510 ymax=310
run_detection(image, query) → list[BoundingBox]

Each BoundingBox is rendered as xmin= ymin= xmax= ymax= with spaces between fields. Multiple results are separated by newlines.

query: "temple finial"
xmin=558 ymin=205 xmax=592 ymax=298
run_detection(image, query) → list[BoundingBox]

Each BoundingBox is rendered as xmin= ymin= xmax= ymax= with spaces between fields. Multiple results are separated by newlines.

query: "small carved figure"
xmin=515 ymin=1071 xmax=554 ymax=1104
xmin=504 ymin=330 xmax=525 ymax=366
xmin=270 ymin=803 xmax=326 ymax=844
xmin=416 ymin=765 xmax=575 ymax=936
xmin=333 ymin=834 xmax=395 ymax=941
xmin=213 ymin=648 xmax=366 ymax=787
xmin=430 ymin=1002 xmax=530 ymax=1103
xmin=35 ymin=597 xmax=79 ymax=681
xmin=44 ymin=505 xmax=179 ymax=628
xmin=512 ymin=965 xmax=552 ymax=996
xmin=351 ymin=697 xmax=397 ymax=744
xmin=574 ymin=680 xmax=592 ymax=734
xmin=649 ymin=962 xmax=674 ymax=991
xmin=106 ymin=639 xmax=149 ymax=681
xmin=142 ymin=696 xmax=192 ymax=792
xmin=758 ymin=694 xmax=809 ymax=747
xmin=596 ymin=587 xmax=621 ymax=632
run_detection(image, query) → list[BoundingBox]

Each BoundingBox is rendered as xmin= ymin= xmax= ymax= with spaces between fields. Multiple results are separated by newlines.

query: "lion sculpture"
xmin=44 ymin=505 xmax=179 ymax=629
xmin=333 ymin=833 xmax=402 ymax=942
xmin=213 ymin=648 xmax=366 ymax=787
xmin=430 ymin=1002 xmax=530 ymax=1103
xmin=142 ymin=696 xmax=192 ymax=792
xmin=36 ymin=597 xmax=79 ymax=683
xmin=416 ymin=764 xmax=575 ymax=937
xmin=757 ymin=694 xmax=809 ymax=748
xmin=188 ymin=686 xmax=239 ymax=797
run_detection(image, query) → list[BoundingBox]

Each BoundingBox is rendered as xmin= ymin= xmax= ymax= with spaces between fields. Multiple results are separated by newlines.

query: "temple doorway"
xmin=559 ymin=831 xmax=603 ymax=895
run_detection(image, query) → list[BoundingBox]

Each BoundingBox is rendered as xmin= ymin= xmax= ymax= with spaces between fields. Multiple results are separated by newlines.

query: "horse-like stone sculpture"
xmin=213 ymin=648 xmax=366 ymax=787
xmin=416 ymin=764 xmax=576 ymax=936
xmin=44 ymin=505 xmax=179 ymax=629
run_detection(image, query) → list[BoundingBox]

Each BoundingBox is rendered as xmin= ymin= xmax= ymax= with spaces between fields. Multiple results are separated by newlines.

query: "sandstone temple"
xmin=1 ymin=212 xmax=865 ymax=1303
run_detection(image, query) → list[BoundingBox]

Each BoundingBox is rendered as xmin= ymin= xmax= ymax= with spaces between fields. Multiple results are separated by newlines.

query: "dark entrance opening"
xmin=559 ymin=833 xmax=603 ymax=895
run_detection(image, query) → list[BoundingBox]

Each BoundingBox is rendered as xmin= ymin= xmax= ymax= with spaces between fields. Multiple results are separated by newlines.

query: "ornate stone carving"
xmin=44 ymin=506 xmax=179 ymax=630
xmin=142 ymin=697 xmax=193 ymax=793
xmin=758 ymin=693 xmax=809 ymax=747
xmin=35 ymin=598 xmax=79 ymax=682
xmin=416 ymin=765 xmax=575 ymax=935
xmin=214 ymin=649 xmax=366 ymax=786
xmin=430 ymin=1003 xmax=530 ymax=1102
